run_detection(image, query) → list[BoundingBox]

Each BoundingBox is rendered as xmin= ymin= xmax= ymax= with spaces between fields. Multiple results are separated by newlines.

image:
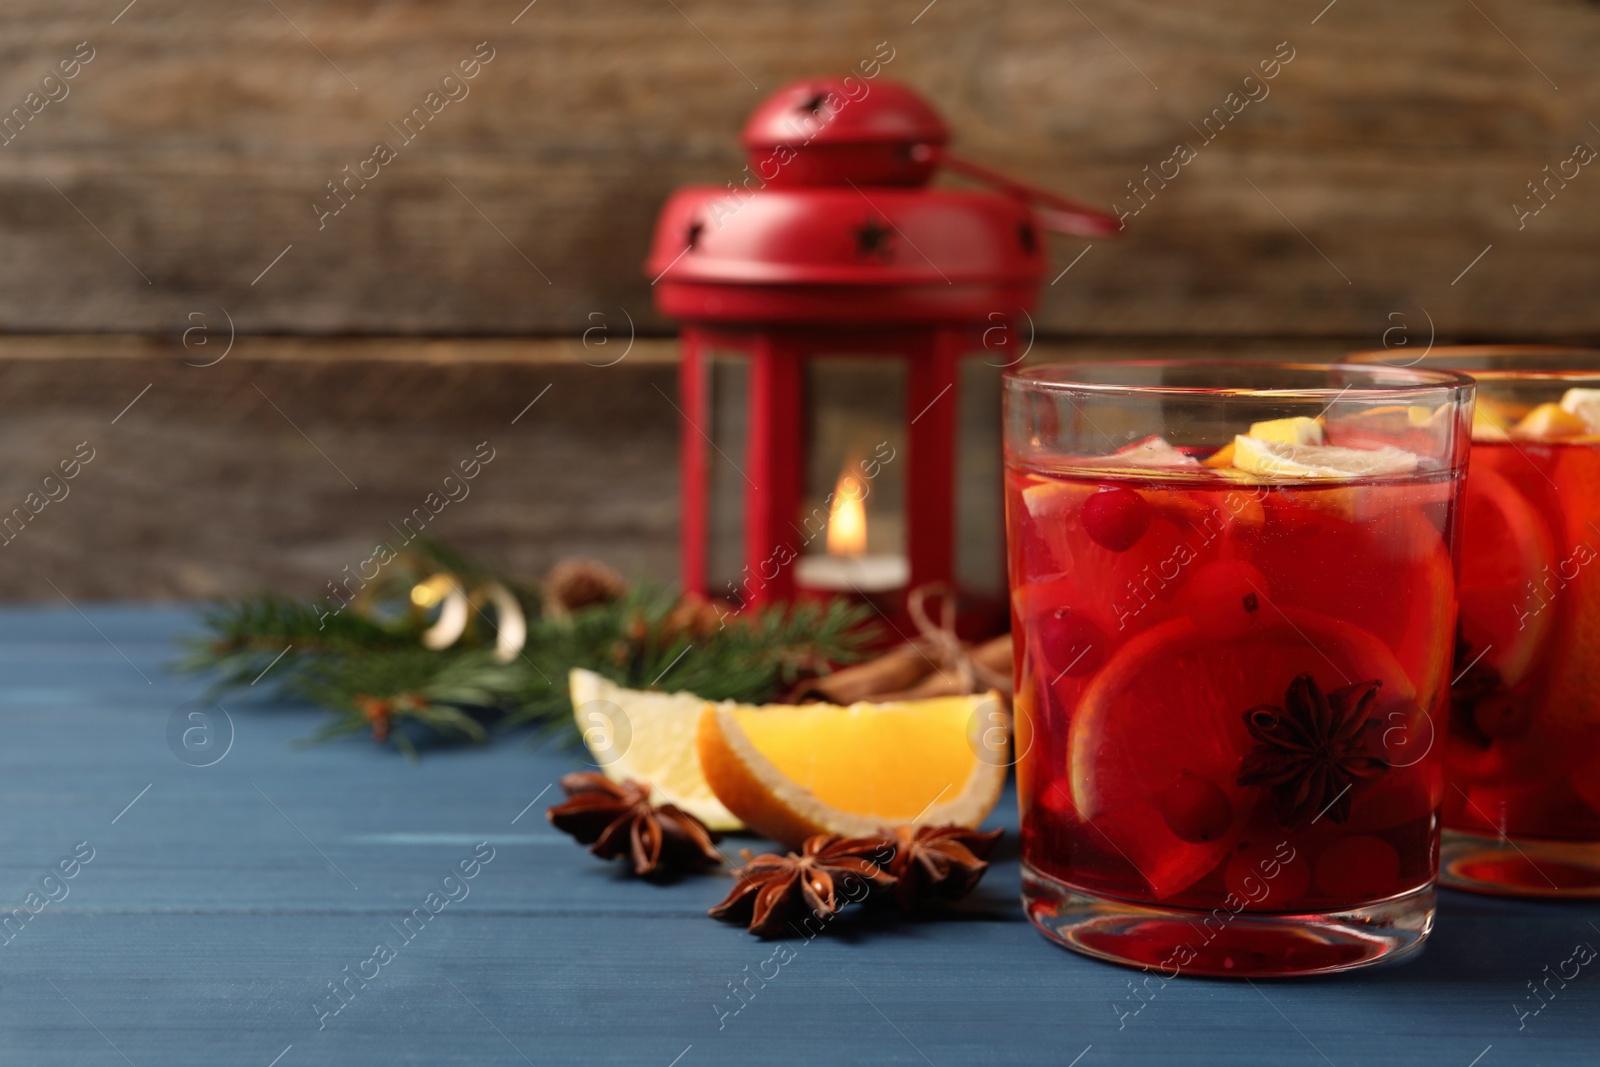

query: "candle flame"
xmin=826 ymin=469 xmax=867 ymax=557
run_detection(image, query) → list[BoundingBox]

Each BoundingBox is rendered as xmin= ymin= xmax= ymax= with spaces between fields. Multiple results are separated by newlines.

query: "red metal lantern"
xmin=647 ymin=77 xmax=1117 ymax=625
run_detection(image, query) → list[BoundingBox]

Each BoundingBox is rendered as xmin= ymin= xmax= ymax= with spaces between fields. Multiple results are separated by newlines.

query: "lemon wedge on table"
xmin=696 ymin=693 xmax=1007 ymax=849
xmin=568 ymin=669 xmax=743 ymax=831
xmin=1231 ymin=435 xmax=1420 ymax=479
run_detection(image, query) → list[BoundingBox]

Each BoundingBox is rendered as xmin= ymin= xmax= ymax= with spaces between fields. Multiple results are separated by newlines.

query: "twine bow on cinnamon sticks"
xmin=789 ymin=584 xmax=1013 ymax=705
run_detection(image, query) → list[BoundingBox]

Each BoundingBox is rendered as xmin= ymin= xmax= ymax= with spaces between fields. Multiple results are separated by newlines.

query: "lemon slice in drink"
xmin=1514 ymin=403 xmax=1588 ymax=440
xmin=1207 ymin=416 xmax=1325 ymax=468
xmin=1559 ymin=389 xmax=1600 ymax=433
xmin=1248 ymin=415 xmax=1324 ymax=446
xmin=1113 ymin=435 xmax=1201 ymax=468
xmin=1472 ymin=403 xmax=1513 ymax=443
xmin=1231 ymin=435 xmax=1420 ymax=479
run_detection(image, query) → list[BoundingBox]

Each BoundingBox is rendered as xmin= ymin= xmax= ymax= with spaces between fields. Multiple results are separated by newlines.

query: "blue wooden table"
xmin=2 ymin=606 xmax=1596 ymax=1066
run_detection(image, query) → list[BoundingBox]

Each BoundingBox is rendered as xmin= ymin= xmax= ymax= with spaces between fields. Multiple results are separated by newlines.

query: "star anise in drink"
xmin=1236 ymin=672 xmax=1389 ymax=827
xmin=708 ymin=834 xmax=895 ymax=937
xmin=546 ymin=773 xmax=722 ymax=878
xmin=1449 ymin=627 xmax=1505 ymax=749
xmin=888 ymin=825 xmax=1004 ymax=910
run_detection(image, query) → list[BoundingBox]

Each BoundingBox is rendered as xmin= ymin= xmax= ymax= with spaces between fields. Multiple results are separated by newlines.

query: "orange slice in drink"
xmin=1067 ymin=610 xmax=1415 ymax=900
xmin=1457 ymin=466 xmax=1558 ymax=688
xmin=1252 ymin=491 xmax=1455 ymax=704
xmin=1572 ymin=746 xmax=1600 ymax=816
xmin=1533 ymin=448 xmax=1600 ymax=735
xmin=1017 ymin=478 xmax=1262 ymax=642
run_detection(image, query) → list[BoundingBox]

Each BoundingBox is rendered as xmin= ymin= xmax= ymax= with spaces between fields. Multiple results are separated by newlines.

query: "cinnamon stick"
xmin=788 ymin=641 xmax=936 ymax=703
xmin=971 ymin=634 xmax=1014 ymax=677
xmin=793 ymin=633 xmax=1016 ymax=704
xmin=866 ymin=671 xmax=976 ymax=703
xmin=870 ymin=638 xmax=1014 ymax=703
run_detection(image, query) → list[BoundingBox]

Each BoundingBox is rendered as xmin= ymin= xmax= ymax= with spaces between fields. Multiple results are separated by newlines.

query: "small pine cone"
xmin=355 ymin=694 xmax=393 ymax=743
xmin=543 ymin=557 xmax=627 ymax=619
xmin=662 ymin=593 xmax=732 ymax=640
xmin=625 ymin=612 xmax=650 ymax=643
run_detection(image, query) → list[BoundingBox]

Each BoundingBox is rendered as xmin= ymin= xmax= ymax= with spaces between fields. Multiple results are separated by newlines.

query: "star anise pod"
xmin=709 ymin=834 xmax=895 ymax=937
xmin=1449 ymin=627 xmax=1504 ymax=749
xmin=1237 ymin=673 xmax=1389 ymax=828
xmin=546 ymin=773 xmax=722 ymax=878
xmin=888 ymin=825 xmax=1004 ymax=910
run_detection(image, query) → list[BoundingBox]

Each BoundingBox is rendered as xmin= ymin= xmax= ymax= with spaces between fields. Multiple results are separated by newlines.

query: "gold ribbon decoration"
xmin=409 ymin=572 xmax=527 ymax=663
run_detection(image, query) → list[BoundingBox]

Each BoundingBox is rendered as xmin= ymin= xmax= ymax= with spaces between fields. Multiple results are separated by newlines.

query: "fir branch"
xmin=289 ymin=648 xmax=523 ymax=713
xmin=501 ymin=595 xmax=878 ymax=728
xmin=173 ymin=596 xmax=417 ymax=700
xmin=180 ymin=555 xmax=878 ymax=755
xmin=277 ymin=649 xmax=520 ymax=756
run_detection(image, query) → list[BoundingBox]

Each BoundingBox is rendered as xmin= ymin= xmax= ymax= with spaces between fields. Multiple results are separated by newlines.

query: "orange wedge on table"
xmin=697 ymin=694 xmax=1007 ymax=849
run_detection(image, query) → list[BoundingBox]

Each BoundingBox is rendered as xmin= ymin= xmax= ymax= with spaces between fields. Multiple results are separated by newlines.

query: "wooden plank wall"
xmin=3 ymin=0 xmax=1599 ymax=338
xmin=0 ymin=337 xmax=1347 ymax=601
xmin=0 ymin=1 xmax=1596 ymax=597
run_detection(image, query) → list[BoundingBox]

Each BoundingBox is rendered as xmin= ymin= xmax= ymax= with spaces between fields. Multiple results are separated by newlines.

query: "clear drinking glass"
xmin=1352 ymin=346 xmax=1600 ymax=897
xmin=1004 ymin=361 xmax=1474 ymax=976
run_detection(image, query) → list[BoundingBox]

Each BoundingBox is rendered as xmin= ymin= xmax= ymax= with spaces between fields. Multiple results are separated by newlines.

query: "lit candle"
xmin=794 ymin=466 xmax=909 ymax=593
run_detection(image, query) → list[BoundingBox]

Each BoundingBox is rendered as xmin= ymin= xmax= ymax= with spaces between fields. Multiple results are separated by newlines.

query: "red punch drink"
xmin=1384 ymin=347 xmax=1600 ymax=896
xmin=1005 ymin=363 xmax=1473 ymax=976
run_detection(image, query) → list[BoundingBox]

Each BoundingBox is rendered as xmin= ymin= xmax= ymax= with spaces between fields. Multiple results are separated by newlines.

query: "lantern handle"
xmin=943 ymin=155 xmax=1123 ymax=238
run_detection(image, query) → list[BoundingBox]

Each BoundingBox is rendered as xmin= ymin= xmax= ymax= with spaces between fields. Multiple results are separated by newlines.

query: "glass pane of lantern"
xmin=795 ymin=357 xmax=908 ymax=594
xmin=955 ymin=357 xmax=1005 ymax=596
xmin=706 ymin=354 xmax=749 ymax=595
